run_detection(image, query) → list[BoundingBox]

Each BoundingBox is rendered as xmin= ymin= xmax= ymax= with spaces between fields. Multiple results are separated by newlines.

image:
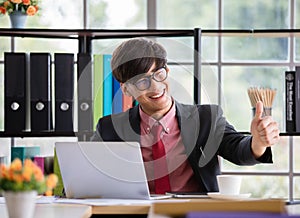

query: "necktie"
xmin=152 ymin=123 xmax=171 ymax=194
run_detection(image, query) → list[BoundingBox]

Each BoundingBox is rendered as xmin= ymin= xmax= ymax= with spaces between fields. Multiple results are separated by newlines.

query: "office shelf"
xmin=0 ymin=28 xmax=201 ymax=139
xmin=1 ymin=28 xmax=300 ymax=138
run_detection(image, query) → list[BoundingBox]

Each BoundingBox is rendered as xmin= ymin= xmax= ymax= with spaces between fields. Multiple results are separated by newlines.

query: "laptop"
xmin=55 ymin=141 xmax=171 ymax=200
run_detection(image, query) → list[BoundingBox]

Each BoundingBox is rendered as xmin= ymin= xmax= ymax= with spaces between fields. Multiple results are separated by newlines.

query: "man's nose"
xmin=149 ymin=78 xmax=164 ymax=91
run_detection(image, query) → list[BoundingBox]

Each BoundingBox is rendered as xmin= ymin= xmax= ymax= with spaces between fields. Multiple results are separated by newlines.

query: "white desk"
xmin=0 ymin=204 xmax=92 ymax=218
xmin=0 ymin=199 xmax=299 ymax=218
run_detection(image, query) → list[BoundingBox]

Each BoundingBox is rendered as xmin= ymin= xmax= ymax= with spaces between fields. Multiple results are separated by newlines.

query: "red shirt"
xmin=139 ymin=102 xmax=200 ymax=193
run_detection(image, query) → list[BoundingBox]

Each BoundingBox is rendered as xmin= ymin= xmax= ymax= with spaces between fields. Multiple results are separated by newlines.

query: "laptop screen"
xmin=55 ymin=141 xmax=153 ymax=199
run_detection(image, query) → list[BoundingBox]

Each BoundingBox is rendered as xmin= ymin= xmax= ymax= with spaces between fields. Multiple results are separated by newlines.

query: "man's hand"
xmin=250 ymin=101 xmax=280 ymax=158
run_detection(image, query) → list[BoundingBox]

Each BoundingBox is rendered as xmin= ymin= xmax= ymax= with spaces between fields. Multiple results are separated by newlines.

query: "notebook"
xmin=55 ymin=141 xmax=171 ymax=200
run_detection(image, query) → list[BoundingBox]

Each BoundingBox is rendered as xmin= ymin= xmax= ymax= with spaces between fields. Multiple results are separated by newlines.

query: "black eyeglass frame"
xmin=127 ymin=66 xmax=168 ymax=91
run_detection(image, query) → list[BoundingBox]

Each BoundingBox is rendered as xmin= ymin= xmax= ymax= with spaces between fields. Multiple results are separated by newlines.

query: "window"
xmin=0 ymin=0 xmax=298 ymax=201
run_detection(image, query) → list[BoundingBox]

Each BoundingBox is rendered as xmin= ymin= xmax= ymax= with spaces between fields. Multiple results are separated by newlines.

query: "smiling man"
xmin=91 ymin=37 xmax=280 ymax=194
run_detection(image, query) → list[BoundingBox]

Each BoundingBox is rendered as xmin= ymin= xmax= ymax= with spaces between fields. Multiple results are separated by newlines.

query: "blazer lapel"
xmin=109 ymin=105 xmax=140 ymax=142
xmin=128 ymin=106 xmax=141 ymax=142
xmin=175 ymin=102 xmax=200 ymax=156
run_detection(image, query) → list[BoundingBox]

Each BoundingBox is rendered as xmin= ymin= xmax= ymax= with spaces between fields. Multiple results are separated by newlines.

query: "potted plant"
xmin=0 ymin=158 xmax=58 ymax=218
xmin=0 ymin=0 xmax=39 ymax=28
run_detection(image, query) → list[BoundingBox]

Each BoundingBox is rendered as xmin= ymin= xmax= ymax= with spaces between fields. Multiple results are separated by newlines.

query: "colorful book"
xmin=103 ymin=54 xmax=113 ymax=116
xmin=11 ymin=146 xmax=40 ymax=162
xmin=93 ymin=54 xmax=104 ymax=130
xmin=34 ymin=156 xmax=54 ymax=175
xmin=112 ymin=77 xmax=123 ymax=114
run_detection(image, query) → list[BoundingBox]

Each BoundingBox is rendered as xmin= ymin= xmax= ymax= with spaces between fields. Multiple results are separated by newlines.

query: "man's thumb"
xmin=254 ymin=101 xmax=264 ymax=120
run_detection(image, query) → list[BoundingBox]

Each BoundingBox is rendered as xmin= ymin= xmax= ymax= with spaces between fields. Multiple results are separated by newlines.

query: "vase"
xmin=3 ymin=190 xmax=37 ymax=218
xmin=9 ymin=11 xmax=27 ymax=28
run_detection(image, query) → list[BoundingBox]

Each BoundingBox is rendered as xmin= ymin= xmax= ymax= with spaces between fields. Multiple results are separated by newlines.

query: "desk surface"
xmin=0 ymin=199 xmax=300 ymax=218
xmin=92 ymin=204 xmax=150 ymax=215
xmin=0 ymin=204 xmax=92 ymax=218
xmin=90 ymin=199 xmax=300 ymax=217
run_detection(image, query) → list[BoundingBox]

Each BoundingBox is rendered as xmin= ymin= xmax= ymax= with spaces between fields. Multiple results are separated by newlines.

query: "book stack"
xmin=11 ymin=146 xmax=40 ymax=162
xmin=285 ymin=68 xmax=300 ymax=133
xmin=34 ymin=156 xmax=54 ymax=174
xmin=93 ymin=54 xmax=134 ymax=127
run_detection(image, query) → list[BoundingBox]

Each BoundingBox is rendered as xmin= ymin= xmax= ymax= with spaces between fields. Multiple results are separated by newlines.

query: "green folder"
xmin=53 ymin=148 xmax=64 ymax=197
xmin=93 ymin=54 xmax=104 ymax=130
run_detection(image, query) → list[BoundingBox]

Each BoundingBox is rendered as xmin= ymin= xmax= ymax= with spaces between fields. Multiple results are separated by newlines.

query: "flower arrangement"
xmin=0 ymin=0 xmax=39 ymax=16
xmin=0 ymin=158 xmax=58 ymax=196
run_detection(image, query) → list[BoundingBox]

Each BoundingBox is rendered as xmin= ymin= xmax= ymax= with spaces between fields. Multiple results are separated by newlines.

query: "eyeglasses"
xmin=129 ymin=66 xmax=168 ymax=91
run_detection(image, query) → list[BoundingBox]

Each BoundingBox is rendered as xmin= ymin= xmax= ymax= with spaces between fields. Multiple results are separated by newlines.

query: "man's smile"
xmin=149 ymin=89 xmax=165 ymax=99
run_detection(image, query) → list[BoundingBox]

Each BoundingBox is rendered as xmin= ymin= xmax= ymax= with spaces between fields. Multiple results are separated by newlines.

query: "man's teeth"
xmin=151 ymin=91 xmax=164 ymax=98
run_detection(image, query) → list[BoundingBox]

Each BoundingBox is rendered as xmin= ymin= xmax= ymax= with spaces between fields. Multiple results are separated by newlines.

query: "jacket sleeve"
xmin=214 ymin=105 xmax=273 ymax=165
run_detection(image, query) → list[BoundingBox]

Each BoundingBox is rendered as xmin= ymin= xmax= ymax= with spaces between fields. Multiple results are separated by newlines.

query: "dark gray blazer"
xmin=91 ymin=101 xmax=272 ymax=192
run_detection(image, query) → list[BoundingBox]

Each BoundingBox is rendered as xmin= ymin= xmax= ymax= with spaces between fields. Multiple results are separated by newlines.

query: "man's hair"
xmin=111 ymin=37 xmax=167 ymax=83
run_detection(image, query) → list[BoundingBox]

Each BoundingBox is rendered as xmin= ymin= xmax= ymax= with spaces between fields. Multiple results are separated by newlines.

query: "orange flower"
xmin=0 ymin=6 xmax=6 ymax=14
xmin=33 ymin=166 xmax=44 ymax=182
xmin=46 ymin=174 xmax=58 ymax=189
xmin=10 ymin=158 xmax=22 ymax=172
xmin=22 ymin=166 xmax=33 ymax=182
xmin=0 ymin=158 xmax=57 ymax=194
xmin=10 ymin=0 xmax=22 ymax=4
xmin=0 ymin=164 xmax=8 ymax=178
xmin=45 ymin=190 xmax=53 ymax=196
xmin=24 ymin=159 xmax=32 ymax=166
xmin=3 ymin=1 xmax=11 ymax=7
xmin=0 ymin=0 xmax=39 ymax=15
xmin=12 ymin=173 xmax=23 ymax=183
xmin=22 ymin=0 xmax=30 ymax=5
xmin=26 ymin=5 xmax=36 ymax=16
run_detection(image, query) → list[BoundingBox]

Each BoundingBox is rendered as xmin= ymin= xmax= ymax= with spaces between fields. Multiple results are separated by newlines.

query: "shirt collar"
xmin=139 ymin=100 xmax=176 ymax=134
xmin=139 ymin=101 xmax=176 ymax=133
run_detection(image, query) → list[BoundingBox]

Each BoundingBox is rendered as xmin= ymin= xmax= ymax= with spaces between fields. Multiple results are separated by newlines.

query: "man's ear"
xmin=120 ymin=83 xmax=132 ymax=97
xmin=165 ymin=65 xmax=170 ymax=74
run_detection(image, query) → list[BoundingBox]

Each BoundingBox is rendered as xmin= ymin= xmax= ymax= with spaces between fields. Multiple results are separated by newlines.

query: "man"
xmin=91 ymin=37 xmax=280 ymax=194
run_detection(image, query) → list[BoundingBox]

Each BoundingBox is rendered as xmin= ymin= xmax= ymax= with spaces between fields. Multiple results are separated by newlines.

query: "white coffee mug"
xmin=217 ymin=175 xmax=242 ymax=195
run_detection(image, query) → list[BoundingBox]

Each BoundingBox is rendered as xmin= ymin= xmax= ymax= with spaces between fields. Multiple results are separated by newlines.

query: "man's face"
xmin=122 ymin=64 xmax=172 ymax=119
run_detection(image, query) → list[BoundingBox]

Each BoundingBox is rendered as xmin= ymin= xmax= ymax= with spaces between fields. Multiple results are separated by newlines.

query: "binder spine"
xmin=54 ymin=53 xmax=75 ymax=132
xmin=4 ymin=52 xmax=28 ymax=132
xmin=77 ymin=53 xmax=93 ymax=132
xmin=93 ymin=54 xmax=103 ymax=130
xmin=285 ymin=70 xmax=296 ymax=132
xmin=295 ymin=67 xmax=300 ymax=132
xmin=30 ymin=53 xmax=53 ymax=131
xmin=112 ymin=77 xmax=123 ymax=114
xmin=103 ymin=54 xmax=113 ymax=116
